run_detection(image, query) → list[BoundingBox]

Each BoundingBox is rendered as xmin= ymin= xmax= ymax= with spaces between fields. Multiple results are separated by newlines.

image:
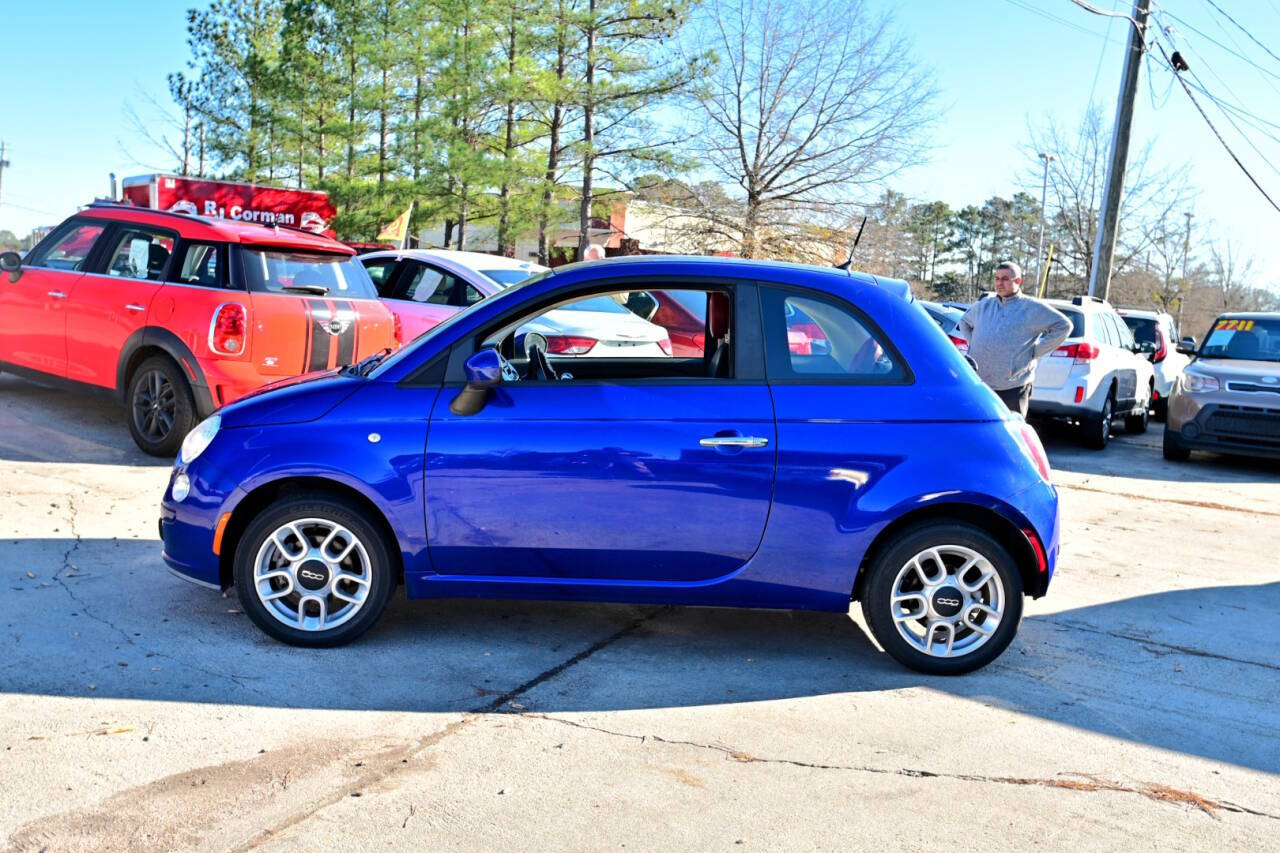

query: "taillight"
xmin=393 ymin=311 xmax=403 ymax=346
xmin=1153 ymin=328 xmax=1167 ymax=362
xmin=948 ymin=334 xmax=969 ymax=353
xmin=1052 ymin=342 xmax=1099 ymax=364
xmin=658 ymin=336 xmax=672 ymax=356
xmin=1007 ymin=420 xmax=1052 ymax=482
xmin=545 ymin=335 xmax=596 ymax=355
xmin=209 ymin=303 xmax=247 ymax=355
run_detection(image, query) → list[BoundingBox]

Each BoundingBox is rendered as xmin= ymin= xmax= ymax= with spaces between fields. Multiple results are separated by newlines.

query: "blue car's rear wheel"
xmin=861 ymin=522 xmax=1023 ymax=674
xmin=234 ymin=494 xmax=395 ymax=647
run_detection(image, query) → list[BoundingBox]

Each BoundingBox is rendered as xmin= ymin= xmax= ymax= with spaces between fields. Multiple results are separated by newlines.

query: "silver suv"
xmin=1030 ymin=295 xmax=1157 ymax=449
xmin=1164 ymin=312 xmax=1280 ymax=461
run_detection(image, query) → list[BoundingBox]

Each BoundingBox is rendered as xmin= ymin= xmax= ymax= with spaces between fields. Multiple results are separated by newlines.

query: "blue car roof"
xmin=550 ymin=255 xmax=912 ymax=300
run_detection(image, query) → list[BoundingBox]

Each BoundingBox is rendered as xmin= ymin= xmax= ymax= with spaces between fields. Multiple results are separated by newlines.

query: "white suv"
xmin=1029 ymin=296 xmax=1156 ymax=449
xmin=1118 ymin=308 xmax=1190 ymax=420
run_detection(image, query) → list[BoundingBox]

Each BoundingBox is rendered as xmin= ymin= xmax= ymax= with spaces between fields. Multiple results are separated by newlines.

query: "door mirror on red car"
xmin=0 ymin=250 xmax=21 ymax=281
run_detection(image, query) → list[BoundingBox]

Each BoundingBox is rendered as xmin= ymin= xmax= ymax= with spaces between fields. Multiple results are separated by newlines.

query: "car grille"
xmin=1203 ymin=404 xmax=1280 ymax=445
xmin=1226 ymin=381 xmax=1280 ymax=395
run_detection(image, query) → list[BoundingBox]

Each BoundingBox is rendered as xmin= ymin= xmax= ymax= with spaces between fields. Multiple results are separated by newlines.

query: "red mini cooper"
xmin=0 ymin=203 xmax=396 ymax=455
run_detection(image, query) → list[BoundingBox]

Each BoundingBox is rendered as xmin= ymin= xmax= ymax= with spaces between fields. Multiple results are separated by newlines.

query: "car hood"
xmin=218 ymin=370 xmax=365 ymax=428
xmin=1190 ymin=357 xmax=1280 ymax=384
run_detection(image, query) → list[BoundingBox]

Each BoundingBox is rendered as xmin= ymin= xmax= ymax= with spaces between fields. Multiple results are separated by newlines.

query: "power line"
xmin=1201 ymin=0 xmax=1280 ymax=69
xmin=1149 ymin=36 xmax=1280 ymax=214
xmin=1154 ymin=8 xmax=1280 ymax=84
xmin=1088 ymin=0 xmax=1120 ymax=107
xmin=1001 ymin=0 xmax=1122 ymax=40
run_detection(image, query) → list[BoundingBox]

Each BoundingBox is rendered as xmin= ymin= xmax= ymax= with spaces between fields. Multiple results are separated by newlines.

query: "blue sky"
xmin=2 ymin=0 xmax=1278 ymax=283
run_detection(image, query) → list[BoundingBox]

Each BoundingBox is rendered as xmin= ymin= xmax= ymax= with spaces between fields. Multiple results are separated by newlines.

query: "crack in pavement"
xmin=1058 ymin=621 xmax=1280 ymax=672
xmin=229 ymin=606 xmax=670 ymax=851
xmin=521 ymin=714 xmax=1280 ymax=822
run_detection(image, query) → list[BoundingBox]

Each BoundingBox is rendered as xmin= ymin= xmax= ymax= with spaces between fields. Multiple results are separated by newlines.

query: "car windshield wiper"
xmin=282 ymin=283 xmax=329 ymax=295
xmin=342 ymin=347 xmax=393 ymax=377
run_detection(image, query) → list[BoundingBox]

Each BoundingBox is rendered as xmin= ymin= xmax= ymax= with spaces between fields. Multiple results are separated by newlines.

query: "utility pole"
xmin=1088 ymin=0 xmax=1152 ymax=302
xmin=0 ymin=141 xmax=9 ymax=211
xmin=1178 ymin=210 xmax=1193 ymax=330
xmin=1035 ymin=152 xmax=1055 ymax=289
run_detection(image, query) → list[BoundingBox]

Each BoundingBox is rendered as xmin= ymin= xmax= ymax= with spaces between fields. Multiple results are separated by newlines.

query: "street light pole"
xmin=1089 ymin=0 xmax=1152 ymax=302
xmin=1035 ymin=152 xmax=1055 ymax=293
xmin=1178 ymin=211 xmax=1193 ymax=330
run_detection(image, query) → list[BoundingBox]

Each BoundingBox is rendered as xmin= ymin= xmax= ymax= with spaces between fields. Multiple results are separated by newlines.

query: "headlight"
xmin=1181 ymin=372 xmax=1220 ymax=393
xmin=179 ymin=414 xmax=221 ymax=465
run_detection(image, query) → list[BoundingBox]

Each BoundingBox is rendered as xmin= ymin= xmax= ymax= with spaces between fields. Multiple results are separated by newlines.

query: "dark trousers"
xmin=995 ymin=383 xmax=1032 ymax=417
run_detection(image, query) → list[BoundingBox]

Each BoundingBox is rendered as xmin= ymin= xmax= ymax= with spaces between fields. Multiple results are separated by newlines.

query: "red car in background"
xmin=0 ymin=204 xmax=395 ymax=456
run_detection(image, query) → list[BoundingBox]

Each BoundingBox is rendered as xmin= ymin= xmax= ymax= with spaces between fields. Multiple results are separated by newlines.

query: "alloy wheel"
xmin=252 ymin=518 xmax=373 ymax=632
xmin=132 ymin=369 xmax=177 ymax=441
xmin=889 ymin=545 xmax=1005 ymax=658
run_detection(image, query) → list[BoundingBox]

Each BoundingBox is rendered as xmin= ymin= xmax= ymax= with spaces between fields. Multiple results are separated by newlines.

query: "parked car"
xmin=0 ymin=203 xmax=395 ymax=455
xmin=360 ymin=249 xmax=672 ymax=357
xmin=1163 ymin=312 xmax=1280 ymax=461
xmin=1119 ymin=308 xmax=1189 ymax=420
xmin=920 ymin=300 xmax=969 ymax=352
xmin=160 ymin=256 xmax=1060 ymax=675
xmin=1029 ymin=295 xmax=1156 ymax=449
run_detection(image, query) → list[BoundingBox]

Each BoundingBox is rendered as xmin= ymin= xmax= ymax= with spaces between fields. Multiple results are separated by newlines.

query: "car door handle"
xmin=125 ymin=304 xmax=146 ymax=313
xmin=699 ymin=436 xmax=769 ymax=448
xmin=48 ymin=290 xmax=67 ymax=300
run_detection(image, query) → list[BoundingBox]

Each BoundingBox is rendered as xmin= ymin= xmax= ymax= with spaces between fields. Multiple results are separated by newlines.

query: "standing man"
xmin=957 ymin=261 xmax=1071 ymax=417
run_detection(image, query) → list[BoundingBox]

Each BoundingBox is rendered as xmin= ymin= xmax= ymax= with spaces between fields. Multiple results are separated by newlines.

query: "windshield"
xmin=554 ymin=295 xmax=630 ymax=314
xmin=369 ymin=269 xmax=553 ymax=378
xmin=481 ymin=268 xmax=541 ymax=287
xmin=242 ymin=249 xmax=377 ymax=298
xmin=1200 ymin=316 xmax=1280 ymax=361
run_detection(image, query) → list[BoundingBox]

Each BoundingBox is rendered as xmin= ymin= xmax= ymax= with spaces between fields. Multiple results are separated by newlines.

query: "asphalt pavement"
xmin=2 ymin=372 xmax=1278 ymax=850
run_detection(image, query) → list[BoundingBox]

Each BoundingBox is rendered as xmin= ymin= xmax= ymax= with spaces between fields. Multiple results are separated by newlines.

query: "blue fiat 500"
xmin=161 ymin=257 xmax=1059 ymax=674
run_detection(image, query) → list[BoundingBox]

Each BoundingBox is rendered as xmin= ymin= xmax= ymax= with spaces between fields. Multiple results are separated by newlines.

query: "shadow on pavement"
xmin=1035 ymin=419 xmax=1280 ymax=484
xmin=0 ymin=375 xmax=169 ymax=466
xmin=3 ymin=537 xmax=1276 ymax=776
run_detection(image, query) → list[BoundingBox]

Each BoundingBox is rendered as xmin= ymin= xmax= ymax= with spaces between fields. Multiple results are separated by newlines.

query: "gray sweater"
xmin=957 ymin=293 xmax=1072 ymax=391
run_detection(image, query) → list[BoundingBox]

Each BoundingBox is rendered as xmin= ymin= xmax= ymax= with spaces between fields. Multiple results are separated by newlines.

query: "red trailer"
xmin=121 ymin=174 xmax=337 ymax=237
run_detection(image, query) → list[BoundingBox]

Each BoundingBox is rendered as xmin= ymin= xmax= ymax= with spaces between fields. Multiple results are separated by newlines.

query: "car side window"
xmin=102 ymin=227 xmax=177 ymax=281
xmin=1094 ymin=313 xmax=1117 ymax=348
xmin=173 ymin=242 xmax=226 ymax=288
xmin=25 ymin=222 xmax=107 ymax=271
xmin=401 ymin=263 xmax=457 ymax=305
xmin=760 ymin=286 xmax=906 ymax=382
xmin=364 ymin=259 xmax=398 ymax=296
xmin=1112 ymin=314 xmax=1136 ymax=348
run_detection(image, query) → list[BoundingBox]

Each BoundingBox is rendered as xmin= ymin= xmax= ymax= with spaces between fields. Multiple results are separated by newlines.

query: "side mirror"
xmin=450 ymin=348 xmax=506 ymax=416
xmin=0 ymin=251 xmax=21 ymax=281
xmin=1176 ymin=336 xmax=1197 ymax=355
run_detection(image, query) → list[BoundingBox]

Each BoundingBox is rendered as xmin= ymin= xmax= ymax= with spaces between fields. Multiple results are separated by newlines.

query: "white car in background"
xmin=519 ymin=293 xmax=673 ymax=358
xmin=1029 ymin=296 xmax=1156 ymax=449
xmin=1118 ymin=308 xmax=1191 ymax=420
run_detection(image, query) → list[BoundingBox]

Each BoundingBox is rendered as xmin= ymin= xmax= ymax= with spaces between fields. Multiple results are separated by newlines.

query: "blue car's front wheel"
xmin=234 ymin=494 xmax=396 ymax=647
xmin=861 ymin=522 xmax=1024 ymax=675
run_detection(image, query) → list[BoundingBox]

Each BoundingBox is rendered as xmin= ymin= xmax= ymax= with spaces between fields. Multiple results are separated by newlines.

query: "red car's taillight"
xmin=209 ymin=303 xmax=247 ymax=355
xmin=393 ymin=311 xmax=404 ymax=346
xmin=1052 ymin=342 xmax=1100 ymax=364
xmin=545 ymin=335 xmax=596 ymax=355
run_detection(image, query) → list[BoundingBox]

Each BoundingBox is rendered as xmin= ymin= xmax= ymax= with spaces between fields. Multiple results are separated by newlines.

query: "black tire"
xmin=233 ymin=494 xmax=396 ymax=647
xmin=1153 ymin=397 xmax=1168 ymax=422
xmin=126 ymin=355 xmax=197 ymax=457
xmin=1082 ymin=388 xmax=1114 ymax=450
xmin=1163 ymin=426 xmax=1191 ymax=462
xmin=1125 ymin=388 xmax=1151 ymax=434
xmin=860 ymin=522 xmax=1024 ymax=675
